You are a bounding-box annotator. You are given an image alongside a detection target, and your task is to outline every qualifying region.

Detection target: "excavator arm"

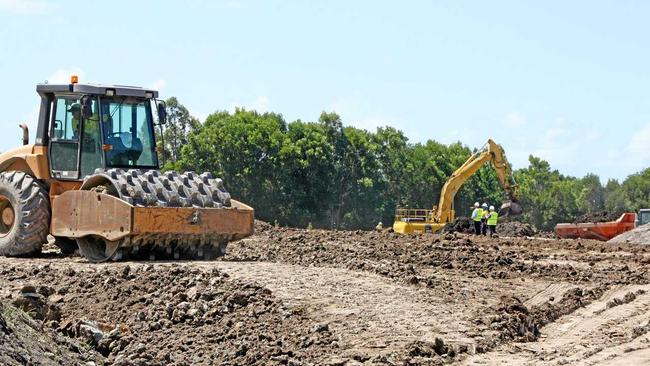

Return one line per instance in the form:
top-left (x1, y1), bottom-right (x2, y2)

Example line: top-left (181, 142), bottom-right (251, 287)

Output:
top-left (435, 139), bottom-right (521, 223)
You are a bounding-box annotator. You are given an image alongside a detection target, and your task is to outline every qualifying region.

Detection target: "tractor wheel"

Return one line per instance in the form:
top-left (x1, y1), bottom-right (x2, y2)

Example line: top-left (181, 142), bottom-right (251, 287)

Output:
top-left (0, 171), bottom-right (50, 256)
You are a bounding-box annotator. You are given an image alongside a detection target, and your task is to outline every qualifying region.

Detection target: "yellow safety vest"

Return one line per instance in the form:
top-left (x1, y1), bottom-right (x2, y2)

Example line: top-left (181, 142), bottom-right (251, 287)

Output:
top-left (487, 212), bottom-right (498, 225)
top-left (72, 114), bottom-right (107, 135)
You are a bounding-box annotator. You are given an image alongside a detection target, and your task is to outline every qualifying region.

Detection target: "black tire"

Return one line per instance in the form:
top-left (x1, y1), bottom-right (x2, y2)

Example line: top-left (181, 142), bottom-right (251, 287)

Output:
top-left (54, 236), bottom-right (78, 255)
top-left (0, 171), bottom-right (50, 256)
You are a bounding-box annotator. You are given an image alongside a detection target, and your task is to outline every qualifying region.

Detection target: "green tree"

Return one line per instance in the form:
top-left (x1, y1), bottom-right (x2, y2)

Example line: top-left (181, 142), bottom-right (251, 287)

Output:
top-left (171, 103), bottom-right (649, 232)
top-left (577, 173), bottom-right (605, 213)
top-left (160, 97), bottom-right (200, 169)
top-left (604, 179), bottom-right (626, 213)
top-left (619, 168), bottom-right (650, 211)
top-left (178, 108), bottom-right (289, 223)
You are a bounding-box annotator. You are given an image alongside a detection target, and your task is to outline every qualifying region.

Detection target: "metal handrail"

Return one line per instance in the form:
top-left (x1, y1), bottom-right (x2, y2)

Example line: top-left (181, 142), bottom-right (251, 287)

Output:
top-left (394, 208), bottom-right (435, 222)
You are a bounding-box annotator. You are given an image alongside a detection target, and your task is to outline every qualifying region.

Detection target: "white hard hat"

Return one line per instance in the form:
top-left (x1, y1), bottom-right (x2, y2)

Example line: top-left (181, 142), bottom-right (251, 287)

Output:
top-left (489, 205), bottom-right (495, 211)
top-left (474, 202), bottom-right (479, 207)
top-left (481, 203), bottom-right (488, 208)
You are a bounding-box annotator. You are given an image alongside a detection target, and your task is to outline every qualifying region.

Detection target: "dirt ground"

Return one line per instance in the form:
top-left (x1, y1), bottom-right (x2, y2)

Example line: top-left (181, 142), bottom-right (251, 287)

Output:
top-left (0, 222), bottom-right (648, 365)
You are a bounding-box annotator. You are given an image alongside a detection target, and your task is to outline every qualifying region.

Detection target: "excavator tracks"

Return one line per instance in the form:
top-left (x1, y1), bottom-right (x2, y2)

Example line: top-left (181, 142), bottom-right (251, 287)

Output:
top-left (77, 168), bottom-right (238, 262)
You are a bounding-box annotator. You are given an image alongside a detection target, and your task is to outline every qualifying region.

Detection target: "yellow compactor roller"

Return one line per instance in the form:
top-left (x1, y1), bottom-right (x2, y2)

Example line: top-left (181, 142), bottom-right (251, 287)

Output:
top-left (393, 139), bottom-right (522, 234)
top-left (0, 77), bottom-right (253, 262)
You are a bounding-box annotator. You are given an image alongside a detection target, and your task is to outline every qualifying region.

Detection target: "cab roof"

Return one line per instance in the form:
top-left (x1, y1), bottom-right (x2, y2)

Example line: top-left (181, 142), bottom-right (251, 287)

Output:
top-left (36, 83), bottom-right (159, 99)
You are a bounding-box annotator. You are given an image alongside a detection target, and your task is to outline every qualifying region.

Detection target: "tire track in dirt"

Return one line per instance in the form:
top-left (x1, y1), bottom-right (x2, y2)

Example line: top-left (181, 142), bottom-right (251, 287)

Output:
top-left (214, 261), bottom-right (480, 357)
top-left (461, 284), bottom-right (650, 365)
top-left (212, 261), bottom-right (563, 361)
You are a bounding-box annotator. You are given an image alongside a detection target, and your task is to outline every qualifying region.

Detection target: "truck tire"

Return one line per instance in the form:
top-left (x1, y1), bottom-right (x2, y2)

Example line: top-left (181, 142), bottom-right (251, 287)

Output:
top-left (0, 171), bottom-right (50, 256)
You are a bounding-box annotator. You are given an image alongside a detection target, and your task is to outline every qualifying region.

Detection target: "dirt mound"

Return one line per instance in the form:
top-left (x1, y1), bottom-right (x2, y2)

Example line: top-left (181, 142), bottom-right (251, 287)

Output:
top-left (254, 219), bottom-right (274, 233)
top-left (487, 287), bottom-right (605, 344)
top-left (574, 211), bottom-right (623, 223)
top-left (442, 217), bottom-right (550, 238)
top-left (442, 216), bottom-right (474, 234)
top-left (608, 223), bottom-right (650, 245)
top-left (227, 225), bottom-right (648, 286)
top-left (0, 301), bottom-right (100, 365)
top-left (498, 221), bottom-right (537, 237)
top-left (0, 263), bottom-right (339, 365)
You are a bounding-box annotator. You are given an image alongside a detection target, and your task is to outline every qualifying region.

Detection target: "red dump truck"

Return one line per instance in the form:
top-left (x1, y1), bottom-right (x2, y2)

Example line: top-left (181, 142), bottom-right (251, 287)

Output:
top-left (555, 209), bottom-right (650, 241)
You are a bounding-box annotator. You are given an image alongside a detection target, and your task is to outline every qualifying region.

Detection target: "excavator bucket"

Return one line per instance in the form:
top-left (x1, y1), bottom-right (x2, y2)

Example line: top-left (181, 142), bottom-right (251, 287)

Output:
top-left (500, 201), bottom-right (523, 217)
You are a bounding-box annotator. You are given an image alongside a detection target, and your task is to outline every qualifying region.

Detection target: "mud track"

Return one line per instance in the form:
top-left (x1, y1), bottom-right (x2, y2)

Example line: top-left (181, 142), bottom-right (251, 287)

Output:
top-left (0, 223), bottom-right (648, 365)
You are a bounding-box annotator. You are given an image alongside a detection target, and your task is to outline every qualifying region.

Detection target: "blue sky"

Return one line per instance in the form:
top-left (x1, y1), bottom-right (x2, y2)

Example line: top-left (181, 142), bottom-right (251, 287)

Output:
top-left (1, 0), bottom-right (649, 181)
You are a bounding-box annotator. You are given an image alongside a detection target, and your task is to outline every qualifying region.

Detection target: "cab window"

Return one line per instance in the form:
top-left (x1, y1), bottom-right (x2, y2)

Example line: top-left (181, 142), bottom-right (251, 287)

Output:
top-left (102, 98), bottom-right (157, 167)
top-left (50, 97), bottom-right (80, 177)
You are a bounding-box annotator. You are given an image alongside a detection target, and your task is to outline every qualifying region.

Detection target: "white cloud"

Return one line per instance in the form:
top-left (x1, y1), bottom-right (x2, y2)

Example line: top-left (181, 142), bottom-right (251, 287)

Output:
top-left (149, 79), bottom-right (167, 91)
top-left (503, 111), bottom-right (527, 128)
top-left (229, 96), bottom-right (270, 113)
top-left (542, 126), bottom-right (569, 145)
top-left (224, 0), bottom-right (243, 8)
top-left (329, 99), bottom-right (349, 115)
top-left (628, 123), bottom-right (650, 155)
top-left (329, 97), bottom-right (397, 132)
top-left (253, 96), bottom-right (270, 112)
top-left (610, 122), bottom-right (650, 177)
top-left (0, 0), bottom-right (52, 14)
top-left (353, 116), bottom-right (392, 131)
top-left (194, 111), bottom-right (209, 123)
top-left (46, 67), bottom-right (85, 84)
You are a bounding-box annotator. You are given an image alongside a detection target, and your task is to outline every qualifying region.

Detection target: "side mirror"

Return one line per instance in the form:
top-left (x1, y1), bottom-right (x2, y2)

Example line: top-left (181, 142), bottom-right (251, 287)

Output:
top-left (81, 96), bottom-right (93, 119)
top-left (157, 101), bottom-right (167, 125)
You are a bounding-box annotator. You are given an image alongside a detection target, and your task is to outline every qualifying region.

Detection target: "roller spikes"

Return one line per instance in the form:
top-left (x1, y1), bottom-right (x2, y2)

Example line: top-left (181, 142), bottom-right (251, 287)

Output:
top-left (97, 168), bottom-right (231, 209)
top-left (79, 169), bottom-right (233, 261)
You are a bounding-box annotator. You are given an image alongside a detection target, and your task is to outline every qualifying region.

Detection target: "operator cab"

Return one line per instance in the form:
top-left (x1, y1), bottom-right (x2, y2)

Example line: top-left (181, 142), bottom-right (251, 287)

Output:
top-left (36, 76), bottom-right (166, 180)
top-left (637, 209), bottom-right (650, 227)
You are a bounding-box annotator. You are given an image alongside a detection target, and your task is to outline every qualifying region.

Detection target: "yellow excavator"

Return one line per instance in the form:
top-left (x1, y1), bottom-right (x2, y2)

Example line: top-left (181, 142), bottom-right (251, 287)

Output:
top-left (393, 139), bottom-right (522, 234)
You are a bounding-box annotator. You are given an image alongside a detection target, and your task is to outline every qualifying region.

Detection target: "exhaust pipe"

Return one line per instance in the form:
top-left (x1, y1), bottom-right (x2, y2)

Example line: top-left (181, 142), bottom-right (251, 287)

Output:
top-left (19, 124), bottom-right (28, 145)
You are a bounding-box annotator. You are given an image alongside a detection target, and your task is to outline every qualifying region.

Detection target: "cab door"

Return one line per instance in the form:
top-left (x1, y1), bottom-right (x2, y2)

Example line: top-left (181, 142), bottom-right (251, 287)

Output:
top-left (49, 95), bottom-right (103, 179)
top-left (50, 95), bottom-right (81, 179)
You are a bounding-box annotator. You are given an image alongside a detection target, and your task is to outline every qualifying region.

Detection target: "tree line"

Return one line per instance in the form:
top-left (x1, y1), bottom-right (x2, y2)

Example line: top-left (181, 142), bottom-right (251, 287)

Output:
top-left (159, 98), bottom-right (650, 231)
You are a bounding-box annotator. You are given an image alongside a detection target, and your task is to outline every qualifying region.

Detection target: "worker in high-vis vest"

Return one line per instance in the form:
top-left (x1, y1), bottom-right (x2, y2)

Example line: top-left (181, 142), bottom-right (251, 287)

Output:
top-left (470, 202), bottom-right (483, 235)
top-left (486, 205), bottom-right (498, 237)
top-left (69, 103), bottom-right (104, 138)
top-left (481, 202), bottom-right (489, 235)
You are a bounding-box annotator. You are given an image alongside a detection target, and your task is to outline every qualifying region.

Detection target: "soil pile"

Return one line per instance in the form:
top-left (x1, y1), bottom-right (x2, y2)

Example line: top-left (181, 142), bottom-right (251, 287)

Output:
top-left (254, 219), bottom-right (275, 233)
top-left (498, 221), bottom-right (537, 237)
top-left (228, 225), bottom-right (648, 285)
top-left (574, 211), bottom-right (623, 223)
top-left (608, 223), bottom-right (650, 245)
top-left (0, 263), bottom-right (339, 365)
top-left (442, 217), bottom-right (474, 234)
top-left (0, 300), bottom-right (100, 365)
top-left (487, 287), bottom-right (605, 343)
top-left (442, 218), bottom-right (543, 238)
